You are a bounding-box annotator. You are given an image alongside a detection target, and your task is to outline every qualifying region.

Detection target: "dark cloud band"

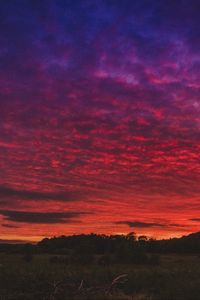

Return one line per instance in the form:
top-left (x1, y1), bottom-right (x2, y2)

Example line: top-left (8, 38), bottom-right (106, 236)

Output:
top-left (0, 210), bottom-right (89, 224)
top-left (115, 221), bottom-right (183, 229)
top-left (0, 185), bottom-right (81, 202)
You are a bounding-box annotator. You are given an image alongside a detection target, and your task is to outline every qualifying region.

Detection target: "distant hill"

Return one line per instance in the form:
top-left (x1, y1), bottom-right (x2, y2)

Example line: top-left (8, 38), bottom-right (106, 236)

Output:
top-left (153, 231), bottom-right (200, 253)
top-left (182, 231), bottom-right (200, 240)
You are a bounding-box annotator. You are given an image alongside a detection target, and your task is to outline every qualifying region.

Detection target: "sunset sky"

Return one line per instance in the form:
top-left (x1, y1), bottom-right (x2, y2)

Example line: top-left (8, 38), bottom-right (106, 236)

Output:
top-left (0, 0), bottom-right (200, 242)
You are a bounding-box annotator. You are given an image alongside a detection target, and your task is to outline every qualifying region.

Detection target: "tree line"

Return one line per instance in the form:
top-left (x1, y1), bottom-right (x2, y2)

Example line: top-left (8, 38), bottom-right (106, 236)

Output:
top-left (0, 231), bottom-right (200, 265)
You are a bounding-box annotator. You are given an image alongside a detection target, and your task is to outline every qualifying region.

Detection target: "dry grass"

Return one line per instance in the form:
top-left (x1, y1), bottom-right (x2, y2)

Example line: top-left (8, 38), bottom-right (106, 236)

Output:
top-left (0, 253), bottom-right (200, 299)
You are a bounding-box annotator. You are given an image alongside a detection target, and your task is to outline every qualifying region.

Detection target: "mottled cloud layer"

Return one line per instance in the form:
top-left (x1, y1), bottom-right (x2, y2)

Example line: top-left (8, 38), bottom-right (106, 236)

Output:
top-left (0, 0), bottom-right (200, 240)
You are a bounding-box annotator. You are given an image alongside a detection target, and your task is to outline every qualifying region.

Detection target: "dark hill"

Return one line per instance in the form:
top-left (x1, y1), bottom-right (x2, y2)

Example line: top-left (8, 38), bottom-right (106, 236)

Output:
top-left (154, 231), bottom-right (200, 253)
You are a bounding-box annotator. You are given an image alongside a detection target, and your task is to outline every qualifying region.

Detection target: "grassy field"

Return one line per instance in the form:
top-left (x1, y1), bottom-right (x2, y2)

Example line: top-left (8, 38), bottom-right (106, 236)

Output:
top-left (0, 253), bottom-right (200, 300)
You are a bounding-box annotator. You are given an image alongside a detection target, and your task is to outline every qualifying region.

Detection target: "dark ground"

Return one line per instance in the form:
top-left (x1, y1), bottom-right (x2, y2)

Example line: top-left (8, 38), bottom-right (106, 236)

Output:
top-left (0, 253), bottom-right (200, 300)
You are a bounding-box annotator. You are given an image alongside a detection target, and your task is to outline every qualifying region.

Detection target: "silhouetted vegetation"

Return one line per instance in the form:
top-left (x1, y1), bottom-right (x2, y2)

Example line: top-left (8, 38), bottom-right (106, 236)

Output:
top-left (1, 232), bottom-right (200, 262)
top-left (37, 231), bottom-right (200, 258)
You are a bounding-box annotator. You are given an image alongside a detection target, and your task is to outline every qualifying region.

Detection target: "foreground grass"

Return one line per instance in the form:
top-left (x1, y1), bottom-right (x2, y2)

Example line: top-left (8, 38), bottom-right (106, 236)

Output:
top-left (0, 253), bottom-right (200, 299)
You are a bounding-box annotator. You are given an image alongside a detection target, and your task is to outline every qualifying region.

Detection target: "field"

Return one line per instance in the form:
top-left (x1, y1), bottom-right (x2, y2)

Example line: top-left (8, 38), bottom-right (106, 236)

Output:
top-left (0, 253), bottom-right (200, 300)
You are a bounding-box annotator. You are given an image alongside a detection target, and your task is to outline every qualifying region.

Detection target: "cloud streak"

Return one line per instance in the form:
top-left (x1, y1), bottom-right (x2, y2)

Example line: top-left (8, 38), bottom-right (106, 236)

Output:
top-left (115, 221), bottom-right (166, 228)
top-left (115, 221), bottom-right (185, 229)
top-left (0, 185), bottom-right (82, 202)
top-left (0, 210), bottom-right (89, 224)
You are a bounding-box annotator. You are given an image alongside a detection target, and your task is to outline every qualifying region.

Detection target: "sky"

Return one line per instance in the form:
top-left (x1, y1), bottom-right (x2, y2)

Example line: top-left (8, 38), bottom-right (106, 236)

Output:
top-left (0, 0), bottom-right (200, 242)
